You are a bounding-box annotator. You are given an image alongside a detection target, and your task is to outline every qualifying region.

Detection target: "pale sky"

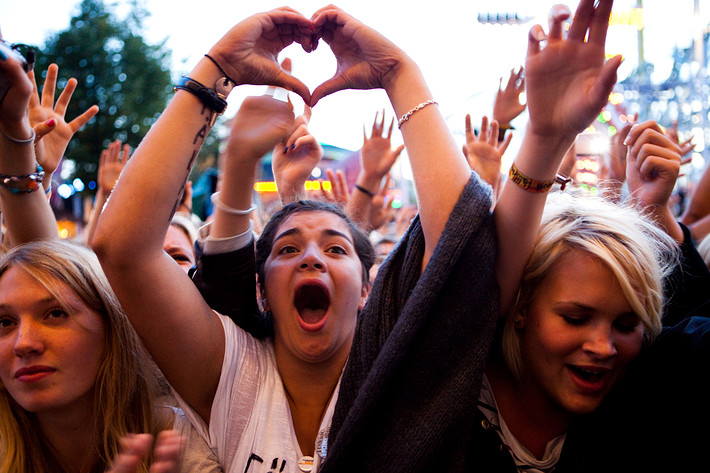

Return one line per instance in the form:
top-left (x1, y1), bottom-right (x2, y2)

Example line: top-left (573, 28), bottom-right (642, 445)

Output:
top-left (1, 0), bottom-right (707, 178)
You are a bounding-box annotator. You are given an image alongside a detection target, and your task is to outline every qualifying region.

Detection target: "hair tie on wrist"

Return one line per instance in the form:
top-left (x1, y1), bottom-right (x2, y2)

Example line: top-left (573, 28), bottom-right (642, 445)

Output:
top-left (204, 54), bottom-right (236, 86)
top-left (211, 191), bottom-right (256, 215)
top-left (0, 128), bottom-right (36, 145)
top-left (355, 184), bottom-right (375, 197)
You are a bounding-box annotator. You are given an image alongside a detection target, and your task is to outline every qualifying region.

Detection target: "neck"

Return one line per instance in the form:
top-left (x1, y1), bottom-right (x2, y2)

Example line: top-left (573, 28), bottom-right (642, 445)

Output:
top-left (34, 398), bottom-right (100, 473)
top-left (486, 362), bottom-right (571, 460)
top-left (275, 345), bottom-right (346, 457)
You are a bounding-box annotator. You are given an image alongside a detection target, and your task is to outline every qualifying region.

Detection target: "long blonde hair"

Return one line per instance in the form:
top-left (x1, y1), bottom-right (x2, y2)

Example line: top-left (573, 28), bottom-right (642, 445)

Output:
top-left (0, 240), bottom-right (161, 473)
top-left (501, 191), bottom-right (680, 382)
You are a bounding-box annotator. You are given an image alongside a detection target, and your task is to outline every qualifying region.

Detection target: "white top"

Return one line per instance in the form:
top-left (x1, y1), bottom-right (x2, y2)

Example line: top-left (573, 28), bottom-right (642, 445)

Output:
top-left (478, 375), bottom-right (566, 473)
top-left (174, 314), bottom-right (337, 473)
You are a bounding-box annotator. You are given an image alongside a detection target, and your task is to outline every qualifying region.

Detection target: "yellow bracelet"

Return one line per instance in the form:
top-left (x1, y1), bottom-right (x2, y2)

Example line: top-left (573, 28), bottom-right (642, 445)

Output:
top-left (508, 162), bottom-right (555, 193)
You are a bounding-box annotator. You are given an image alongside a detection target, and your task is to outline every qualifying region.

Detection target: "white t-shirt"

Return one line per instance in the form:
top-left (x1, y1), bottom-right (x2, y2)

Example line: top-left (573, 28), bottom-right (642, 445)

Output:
top-left (174, 314), bottom-right (337, 473)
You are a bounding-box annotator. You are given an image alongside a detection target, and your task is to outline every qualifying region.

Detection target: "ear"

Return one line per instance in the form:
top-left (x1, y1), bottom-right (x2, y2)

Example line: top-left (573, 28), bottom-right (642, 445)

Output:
top-left (512, 310), bottom-right (526, 330)
top-left (257, 280), bottom-right (269, 312)
top-left (359, 282), bottom-right (371, 311)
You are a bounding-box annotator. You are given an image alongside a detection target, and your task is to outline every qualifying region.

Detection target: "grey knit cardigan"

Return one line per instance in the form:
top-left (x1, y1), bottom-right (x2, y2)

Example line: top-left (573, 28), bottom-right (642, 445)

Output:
top-left (320, 174), bottom-right (500, 473)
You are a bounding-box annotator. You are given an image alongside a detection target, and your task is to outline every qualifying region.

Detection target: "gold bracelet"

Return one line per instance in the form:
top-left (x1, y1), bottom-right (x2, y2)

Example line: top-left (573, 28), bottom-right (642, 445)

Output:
top-left (397, 100), bottom-right (438, 129)
top-left (508, 162), bottom-right (555, 193)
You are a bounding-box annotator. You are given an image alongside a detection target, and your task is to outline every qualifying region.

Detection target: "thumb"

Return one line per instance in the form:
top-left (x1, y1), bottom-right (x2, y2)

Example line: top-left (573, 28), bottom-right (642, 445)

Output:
top-left (33, 118), bottom-right (57, 141)
top-left (310, 75), bottom-right (348, 107)
top-left (275, 72), bottom-right (311, 107)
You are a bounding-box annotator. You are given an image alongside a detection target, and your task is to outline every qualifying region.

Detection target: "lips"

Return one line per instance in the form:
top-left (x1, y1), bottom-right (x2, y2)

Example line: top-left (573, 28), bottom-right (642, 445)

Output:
top-left (567, 364), bottom-right (609, 391)
top-left (294, 281), bottom-right (331, 329)
top-left (15, 365), bottom-right (56, 381)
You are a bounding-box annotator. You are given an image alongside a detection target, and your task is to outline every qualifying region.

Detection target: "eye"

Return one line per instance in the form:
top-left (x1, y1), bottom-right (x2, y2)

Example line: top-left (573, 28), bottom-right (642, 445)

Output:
top-left (278, 245), bottom-right (299, 255)
top-left (326, 245), bottom-right (347, 255)
top-left (0, 317), bottom-right (15, 330)
top-left (614, 314), bottom-right (641, 333)
top-left (46, 308), bottom-right (69, 320)
top-left (560, 314), bottom-right (588, 326)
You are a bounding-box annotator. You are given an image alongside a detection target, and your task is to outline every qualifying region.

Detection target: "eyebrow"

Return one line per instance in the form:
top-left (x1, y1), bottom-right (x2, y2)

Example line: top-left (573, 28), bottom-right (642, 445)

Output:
top-left (274, 227), bottom-right (354, 245)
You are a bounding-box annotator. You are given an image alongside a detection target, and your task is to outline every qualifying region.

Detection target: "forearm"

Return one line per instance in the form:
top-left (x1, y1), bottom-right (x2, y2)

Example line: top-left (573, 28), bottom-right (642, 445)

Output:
top-left (0, 121), bottom-right (58, 246)
top-left (83, 189), bottom-right (109, 246)
top-left (494, 128), bottom-right (574, 315)
top-left (210, 150), bottom-right (258, 239)
top-left (93, 57), bottom-right (221, 263)
top-left (384, 60), bottom-right (471, 263)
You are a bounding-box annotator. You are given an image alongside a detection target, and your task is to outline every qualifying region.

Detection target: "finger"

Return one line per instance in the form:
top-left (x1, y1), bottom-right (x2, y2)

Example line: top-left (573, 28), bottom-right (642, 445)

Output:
top-left (488, 120), bottom-right (499, 146)
top-left (149, 431), bottom-right (184, 473)
top-left (273, 73), bottom-right (311, 107)
top-left (379, 108), bottom-right (386, 133)
top-left (310, 75), bottom-right (348, 107)
top-left (33, 118), bottom-right (57, 139)
top-left (281, 57), bottom-right (292, 74)
top-left (318, 178), bottom-right (332, 202)
top-left (336, 169), bottom-right (349, 199)
top-left (106, 434), bottom-right (153, 473)
top-left (300, 104), bottom-right (312, 124)
top-left (478, 116), bottom-right (489, 142)
top-left (393, 143), bottom-right (405, 158)
top-left (41, 64), bottom-right (59, 108)
top-left (54, 77), bottom-right (77, 117)
top-left (588, 0), bottom-right (614, 46)
top-left (68, 104), bottom-right (99, 133)
top-left (464, 114), bottom-right (473, 139)
top-left (587, 55), bottom-right (622, 115)
top-left (121, 143), bottom-right (131, 163)
top-left (371, 110), bottom-right (380, 136)
top-left (462, 144), bottom-right (469, 157)
top-left (637, 153), bottom-right (680, 183)
top-left (547, 4), bottom-right (572, 41)
top-left (624, 120), bottom-right (664, 148)
top-left (567, 0), bottom-right (595, 42)
top-left (499, 131), bottom-right (513, 155)
top-left (28, 69), bottom-right (40, 108)
top-left (527, 24), bottom-right (546, 57)
top-left (386, 116), bottom-right (395, 140)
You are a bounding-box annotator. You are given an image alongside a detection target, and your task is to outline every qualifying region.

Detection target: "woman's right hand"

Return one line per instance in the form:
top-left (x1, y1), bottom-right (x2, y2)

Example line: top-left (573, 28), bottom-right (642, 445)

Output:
top-left (0, 39), bottom-right (33, 137)
top-left (310, 5), bottom-right (409, 105)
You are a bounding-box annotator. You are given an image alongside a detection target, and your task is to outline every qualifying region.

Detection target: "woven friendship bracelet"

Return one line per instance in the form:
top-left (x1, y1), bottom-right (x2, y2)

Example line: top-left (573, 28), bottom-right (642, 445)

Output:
top-left (0, 164), bottom-right (45, 194)
top-left (508, 162), bottom-right (555, 193)
top-left (397, 100), bottom-right (438, 129)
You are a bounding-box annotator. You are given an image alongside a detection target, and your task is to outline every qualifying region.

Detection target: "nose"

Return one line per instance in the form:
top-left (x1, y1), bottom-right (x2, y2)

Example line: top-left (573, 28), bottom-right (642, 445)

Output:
top-left (298, 244), bottom-right (325, 272)
top-left (582, 324), bottom-right (617, 359)
top-left (13, 320), bottom-right (45, 358)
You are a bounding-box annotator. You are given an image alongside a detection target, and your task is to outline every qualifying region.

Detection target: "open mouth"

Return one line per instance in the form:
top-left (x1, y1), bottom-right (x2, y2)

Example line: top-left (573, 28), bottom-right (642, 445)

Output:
top-left (567, 365), bottom-right (606, 384)
top-left (294, 282), bottom-right (331, 325)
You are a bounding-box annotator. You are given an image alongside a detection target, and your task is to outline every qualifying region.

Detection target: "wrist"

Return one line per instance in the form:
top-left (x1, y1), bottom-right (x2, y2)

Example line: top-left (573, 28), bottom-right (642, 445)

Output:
top-left (516, 128), bottom-right (575, 178)
top-left (355, 173), bottom-right (381, 195)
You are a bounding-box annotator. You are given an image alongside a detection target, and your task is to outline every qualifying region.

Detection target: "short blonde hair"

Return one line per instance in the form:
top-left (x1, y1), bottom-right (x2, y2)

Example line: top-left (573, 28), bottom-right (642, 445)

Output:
top-left (502, 191), bottom-right (679, 382)
top-left (0, 240), bottom-right (161, 473)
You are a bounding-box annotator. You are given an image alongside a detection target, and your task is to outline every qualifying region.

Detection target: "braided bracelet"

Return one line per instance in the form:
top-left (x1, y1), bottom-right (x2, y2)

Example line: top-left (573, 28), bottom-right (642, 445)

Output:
top-left (0, 164), bottom-right (44, 194)
top-left (211, 191), bottom-right (256, 216)
top-left (508, 162), bottom-right (555, 193)
top-left (398, 100), bottom-right (438, 129)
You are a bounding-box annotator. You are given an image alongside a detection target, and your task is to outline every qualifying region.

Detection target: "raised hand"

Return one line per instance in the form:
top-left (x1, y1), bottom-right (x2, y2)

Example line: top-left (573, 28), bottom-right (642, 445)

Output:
top-left (368, 173), bottom-right (395, 231)
top-left (310, 6), bottom-right (409, 105)
top-left (98, 140), bottom-right (130, 195)
top-left (207, 7), bottom-right (315, 104)
top-left (28, 64), bottom-right (99, 186)
top-left (319, 168), bottom-right (350, 207)
top-left (525, 0), bottom-right (621, 142)
top-left (462, 114), bottom-right (511, 193)
top-left (625, 120), bottom-right (683, 241)
top-left (272, 105), bottom-right (324, 204)
top-left (493, 67), bottom-right (526, 126)
top-left (361, 110), bottom-right (405, 182)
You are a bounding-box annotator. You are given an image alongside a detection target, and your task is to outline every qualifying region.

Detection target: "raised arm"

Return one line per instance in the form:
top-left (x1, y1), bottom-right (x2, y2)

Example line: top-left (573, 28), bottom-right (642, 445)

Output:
top-left (347, 111), bottom-right (403, 231)
top-left (311, 6), bottom-right (471, 268)
top-left (494, 0), bottom-right (622, 314)
top-left (0, 40), bottom-right (58, 246)
top-left (91, 8), bottom-right (314, 422)
top-left (624, 120), bottom-right (684, 242)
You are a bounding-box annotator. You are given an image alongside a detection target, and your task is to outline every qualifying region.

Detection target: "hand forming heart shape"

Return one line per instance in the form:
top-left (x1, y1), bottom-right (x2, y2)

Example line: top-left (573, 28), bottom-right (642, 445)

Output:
top-left (206, 5), bottom-right (407, 108)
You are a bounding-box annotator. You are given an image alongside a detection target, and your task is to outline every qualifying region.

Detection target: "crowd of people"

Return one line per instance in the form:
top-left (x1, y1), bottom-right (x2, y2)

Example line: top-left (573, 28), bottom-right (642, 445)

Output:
top-left (0, 0), bottom-right (709, 472)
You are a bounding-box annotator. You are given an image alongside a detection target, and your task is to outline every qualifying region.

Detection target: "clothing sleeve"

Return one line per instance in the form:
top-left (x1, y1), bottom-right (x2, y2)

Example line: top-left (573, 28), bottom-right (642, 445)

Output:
top-left (322, 173), bottom-right (500, 473)
top-left (189, 223), bottom-right (269, 338)
top-left (662, 222), bottom-right (710, 326)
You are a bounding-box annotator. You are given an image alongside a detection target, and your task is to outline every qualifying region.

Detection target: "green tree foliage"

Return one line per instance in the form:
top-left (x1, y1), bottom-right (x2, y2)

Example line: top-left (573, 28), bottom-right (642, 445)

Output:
top-left (35, 0), bottom-right (173, 184)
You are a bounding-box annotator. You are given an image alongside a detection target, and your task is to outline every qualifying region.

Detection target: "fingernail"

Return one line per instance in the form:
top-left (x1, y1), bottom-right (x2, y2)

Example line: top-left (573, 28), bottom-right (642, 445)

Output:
top-left (283, 146), bottom-right (289, 154)
top-left (0, 49), bottom-right (6, 61)
top-left (290, 144), bottom-right (296, 150)
top-left (46, 119), bottom-right (56, 127)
